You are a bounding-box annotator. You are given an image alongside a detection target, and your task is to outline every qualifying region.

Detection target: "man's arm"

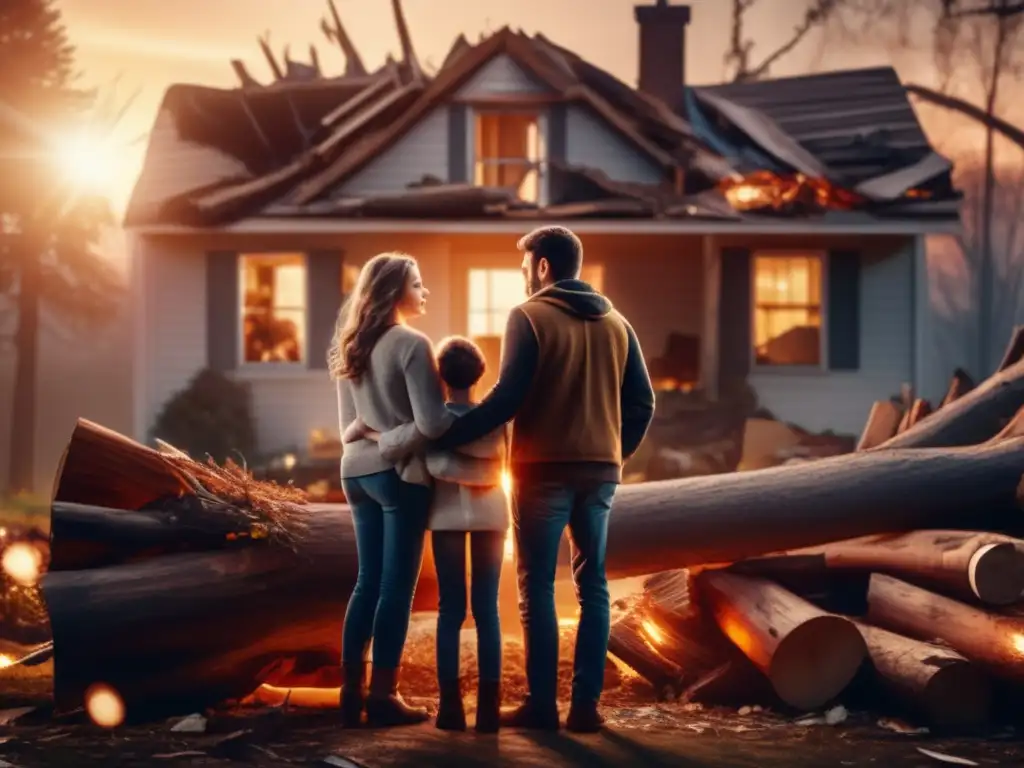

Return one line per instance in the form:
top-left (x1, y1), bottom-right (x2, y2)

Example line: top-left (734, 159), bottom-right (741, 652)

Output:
top-left (433, 307), bottom-right (539, 450)
top-left (620, 322), bottom-right (656, 460)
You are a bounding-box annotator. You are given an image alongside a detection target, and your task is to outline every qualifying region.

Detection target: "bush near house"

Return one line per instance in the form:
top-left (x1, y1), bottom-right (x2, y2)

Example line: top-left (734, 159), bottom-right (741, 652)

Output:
top-left (150, 369), bottom-right (257, 465)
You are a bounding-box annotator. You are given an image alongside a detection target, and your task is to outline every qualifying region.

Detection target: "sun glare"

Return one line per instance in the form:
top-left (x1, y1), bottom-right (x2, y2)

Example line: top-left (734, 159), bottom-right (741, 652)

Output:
top-left (54, 132), bottom-right (116, 194)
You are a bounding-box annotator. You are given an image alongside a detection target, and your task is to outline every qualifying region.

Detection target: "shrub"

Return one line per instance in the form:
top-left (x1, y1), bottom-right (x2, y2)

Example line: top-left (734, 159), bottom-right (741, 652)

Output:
top-left (150, 369), bottom-right (257, 464)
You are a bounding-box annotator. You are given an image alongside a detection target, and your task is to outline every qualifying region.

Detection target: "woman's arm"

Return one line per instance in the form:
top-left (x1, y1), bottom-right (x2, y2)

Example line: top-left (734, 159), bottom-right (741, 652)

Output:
top-left (376, 422), bottom-right (427, 462)
top-left (402, 337), bottom-right (455, 439)
top-left (337, 380), bottom-right (359, 439)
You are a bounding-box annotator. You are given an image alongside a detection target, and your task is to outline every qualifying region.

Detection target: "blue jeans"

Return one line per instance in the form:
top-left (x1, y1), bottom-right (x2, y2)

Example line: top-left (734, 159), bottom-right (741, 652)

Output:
top-left (511, 480), bottom-right (616, 709)
top-left (341, 470), bottom-right (431, 670)
top-left (432, 530), bottom-right (504, 683)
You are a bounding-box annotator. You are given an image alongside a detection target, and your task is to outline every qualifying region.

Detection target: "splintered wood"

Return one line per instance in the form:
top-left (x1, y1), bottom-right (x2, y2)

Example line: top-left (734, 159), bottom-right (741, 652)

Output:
top-left (10, 326), bottom-right (1024, 730)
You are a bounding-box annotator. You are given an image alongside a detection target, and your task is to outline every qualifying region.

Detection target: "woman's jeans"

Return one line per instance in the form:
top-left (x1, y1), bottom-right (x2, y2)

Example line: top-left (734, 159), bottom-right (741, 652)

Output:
top-left (341, 470), bottom-right (431, 670)
top-left (432, 530), bottom-right (504, 683)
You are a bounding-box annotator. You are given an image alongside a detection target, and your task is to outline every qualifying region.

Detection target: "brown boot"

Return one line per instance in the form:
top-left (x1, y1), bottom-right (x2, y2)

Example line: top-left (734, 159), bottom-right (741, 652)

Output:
top-left (339, 661), bottom-right (365, 727)
top-left (434, 679), bottom-right (466, 731)
top-left (499, 697), bottom-right (560, 730)
top-left (474, 680), bottom-right (500, 734)
top-left (365, 666), bottom-right (430, 727)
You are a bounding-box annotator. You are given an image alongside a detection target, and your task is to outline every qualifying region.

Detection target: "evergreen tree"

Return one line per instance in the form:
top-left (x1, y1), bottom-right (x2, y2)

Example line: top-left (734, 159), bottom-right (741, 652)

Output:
top-left (0, 0), bottom-right (122, 494)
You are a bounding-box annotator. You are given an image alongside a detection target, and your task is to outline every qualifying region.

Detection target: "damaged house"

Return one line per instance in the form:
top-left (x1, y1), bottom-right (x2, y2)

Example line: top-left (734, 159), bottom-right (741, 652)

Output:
top-left (126, 0), bottom-right (960, 459)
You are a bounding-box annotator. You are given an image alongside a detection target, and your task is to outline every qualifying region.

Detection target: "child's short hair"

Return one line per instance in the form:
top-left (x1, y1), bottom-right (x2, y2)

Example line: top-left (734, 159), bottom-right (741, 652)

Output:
top-left (436, 336), bottom-right (486, 391)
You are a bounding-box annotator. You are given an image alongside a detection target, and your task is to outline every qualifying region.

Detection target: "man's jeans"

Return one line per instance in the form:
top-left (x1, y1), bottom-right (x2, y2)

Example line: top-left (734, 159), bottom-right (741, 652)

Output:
top-left (511, 480), bottom-right (616, 710)
top-left (341, 470), bottom-right (431, 670)
top-left (432, 530), bottom-right (505, 683)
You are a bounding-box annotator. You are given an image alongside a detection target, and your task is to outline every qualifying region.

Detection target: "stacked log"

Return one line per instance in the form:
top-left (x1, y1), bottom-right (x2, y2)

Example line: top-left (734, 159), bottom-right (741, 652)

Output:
top-left (16, 326), bottom-right (1024, 728)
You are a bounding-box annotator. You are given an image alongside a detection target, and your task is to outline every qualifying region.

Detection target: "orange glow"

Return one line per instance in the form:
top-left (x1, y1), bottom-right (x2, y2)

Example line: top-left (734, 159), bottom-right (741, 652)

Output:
top-left (85, 683), bottom-right (126, 728)
top-left (1012, 633), bottom-right (1024, 655)
top-left (501, 471), bottom-right (514, 558)
top-left (0, 654), bottom-right (13, 669)
top-left (719, 171), bottom-right (863, 213)
top-left (1, 543), bottom-right (41, 586)
top-left (55, 131), bottom-right (118, 194)
top-left (641, 618), bottom-right (666, 646)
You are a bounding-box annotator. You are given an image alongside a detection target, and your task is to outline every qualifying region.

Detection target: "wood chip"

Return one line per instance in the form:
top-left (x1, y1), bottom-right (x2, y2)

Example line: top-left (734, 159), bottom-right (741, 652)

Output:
top-left (915, 747), bottom-right (979, 766)
top-left (0, 708), bottom-right (34, 726)
top-left (152, 751), bottom-right (206, 759)
top-left (322, 756), bottom-right (368, 768)
top-left (169, 713), bottom-right (207, 733)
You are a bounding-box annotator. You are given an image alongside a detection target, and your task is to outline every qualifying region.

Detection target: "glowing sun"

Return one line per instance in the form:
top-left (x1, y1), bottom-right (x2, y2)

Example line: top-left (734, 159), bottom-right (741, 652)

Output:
top-left (54, 131), bottom-right (117, 194)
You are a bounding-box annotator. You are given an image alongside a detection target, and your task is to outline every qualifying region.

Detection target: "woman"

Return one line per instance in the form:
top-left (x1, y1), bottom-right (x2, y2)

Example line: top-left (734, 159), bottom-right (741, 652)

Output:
top-left (329, 252), bottom-right (454, 728)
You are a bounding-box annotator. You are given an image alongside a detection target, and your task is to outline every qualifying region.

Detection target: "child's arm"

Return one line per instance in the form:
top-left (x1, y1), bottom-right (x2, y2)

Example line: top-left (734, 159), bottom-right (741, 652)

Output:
top-left (426, 450), bottom-right (503, 487)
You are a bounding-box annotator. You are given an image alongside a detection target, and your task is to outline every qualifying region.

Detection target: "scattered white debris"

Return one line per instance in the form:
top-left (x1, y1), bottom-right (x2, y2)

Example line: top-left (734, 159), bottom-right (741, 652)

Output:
top-left (825, 705), bottom-right (848, 725)
top-left (153, 751), bottom-right (206, 760)
top-left (0, 708), bottom-right (33, 726)
top-left (915, 747), bottom-right (979, 766)
top-left (795, 715), bottom-right (826, 726)
top-left (680, 702), bottom-right (703, 712)
top-left (323, 756), bottom-right (367, 768)
top-left (751, 705), bottom-right (764, 713)
top-left (738, 705), bottom-right (753, 716)
top-left (877, 718), bottom-right (929, 735)
top-left (169, 713), bottom-right (207, 733)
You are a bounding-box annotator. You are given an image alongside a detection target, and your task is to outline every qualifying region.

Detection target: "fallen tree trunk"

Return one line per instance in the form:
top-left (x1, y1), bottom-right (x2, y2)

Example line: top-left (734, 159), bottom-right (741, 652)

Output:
top-left (699, 571), bottom-right (867, 709)
top-left (604, 438), bottom-right (1024, 576)
top-left (784, 530), bottom-right (1024, 606)
top-left (875, 345), bottom-right (1024, 449)
top-left (865, 574), bottom-right (1024, 685)
top-left (856, 401), bottom-right (903, 451)
top-left (855, 622), bottom-right (991, 729)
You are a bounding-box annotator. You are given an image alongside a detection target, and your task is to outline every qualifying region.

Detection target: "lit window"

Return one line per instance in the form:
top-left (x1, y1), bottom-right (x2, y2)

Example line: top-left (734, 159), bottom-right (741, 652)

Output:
top-left (240, 253), bottom-right (307, 364)
top-left (752, 254), bottom-right (823, 367)
top-left (468, 268), bottom-right (523, 338)
top-left (474, 112), bottom-right (546, 204)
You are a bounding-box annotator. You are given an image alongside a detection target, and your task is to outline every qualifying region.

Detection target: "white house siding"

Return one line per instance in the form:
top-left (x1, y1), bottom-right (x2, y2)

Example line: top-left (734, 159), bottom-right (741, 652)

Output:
top-left (133, 236), bottom-right (207, 444)
top-left (565, 105), bottom-right (664, 185)
top-left (334, 107), bottom-right (450, 197)
top-left (748, 238), bottom-right (915, 435)
top-left (455, 53), bottom-right (552, 97)
top-left (134, 233), bottom-right (453, 457)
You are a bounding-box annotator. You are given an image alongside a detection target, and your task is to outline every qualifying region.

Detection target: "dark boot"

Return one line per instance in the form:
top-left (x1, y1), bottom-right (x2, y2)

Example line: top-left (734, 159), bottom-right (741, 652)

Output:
top-left (474, 680), bottom-right (500, 734)
top-left (566, 700), bottom-right (605, 734)
top-left (339, 661), bottom-right (365, 727)
top-left (365, 666), bottom-right (430, 727)
top-left (434, 679), bottom-right (466, 731)
top-left (498, 697), bottom-right (560, 731)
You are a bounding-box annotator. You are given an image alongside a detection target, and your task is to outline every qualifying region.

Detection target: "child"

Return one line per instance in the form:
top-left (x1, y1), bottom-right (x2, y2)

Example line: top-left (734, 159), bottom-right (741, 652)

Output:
top-left (344, 337), bottom-right (509, 733)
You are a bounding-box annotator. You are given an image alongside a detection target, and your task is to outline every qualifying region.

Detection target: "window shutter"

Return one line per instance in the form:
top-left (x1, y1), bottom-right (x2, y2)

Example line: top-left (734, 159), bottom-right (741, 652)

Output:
top-left (207, 251), bottom-right (239, 371)
top-left (827, 250), bottom-right (861, 371)
top-left (306, 250), bottom-right (344, 370)
top-left (448, 104), bottom-right (468, 183)
top-left (717, 247), bottom-right (752, 387)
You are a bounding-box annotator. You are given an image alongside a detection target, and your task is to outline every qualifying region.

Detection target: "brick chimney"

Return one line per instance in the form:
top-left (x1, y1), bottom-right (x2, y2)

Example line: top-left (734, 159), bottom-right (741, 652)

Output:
top-left (634, 0), bottom-right (691, 110)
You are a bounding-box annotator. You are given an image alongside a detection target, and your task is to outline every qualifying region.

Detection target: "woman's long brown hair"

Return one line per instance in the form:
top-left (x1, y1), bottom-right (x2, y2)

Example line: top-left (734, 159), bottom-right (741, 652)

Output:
top-left (327, 252), bottom-right (417, 382)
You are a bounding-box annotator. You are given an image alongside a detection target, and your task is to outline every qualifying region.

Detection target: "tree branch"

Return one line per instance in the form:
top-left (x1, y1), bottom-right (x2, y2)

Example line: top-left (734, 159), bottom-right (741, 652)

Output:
top-left (943, 0), bottom-right (1024, 19)
top-left (744, 0), bottom-right (840, 81)
top-left (904, 83), bottom-right (1024, 152)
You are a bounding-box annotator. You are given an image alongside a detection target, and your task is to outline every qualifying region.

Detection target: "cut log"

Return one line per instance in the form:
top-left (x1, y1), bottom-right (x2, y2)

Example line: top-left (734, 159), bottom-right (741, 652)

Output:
top-left (940, 368), bottom-right (976, 409)
top-left (606, 608), bottom-right (686, 701)
top-left (896, 398), bottom-right (932, 434)
top-left (605, 438), bottom-right (1024, 577)
top-left (865, 574), bottom-right (1024, 684)
top-left (876, 348), bottom-right (1024, 449)
top-left (856, 401), bottom-right (903, 451)
top-left (785, 530), bottom-right (1024, 606)
top-left (855, 622), bottom-right (991, 729)
top-left (699, 571), bottom-right (867, 709)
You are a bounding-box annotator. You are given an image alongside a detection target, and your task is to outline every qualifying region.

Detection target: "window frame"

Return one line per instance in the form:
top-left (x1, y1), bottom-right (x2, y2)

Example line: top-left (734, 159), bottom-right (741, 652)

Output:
top-left (748, 250), bottom-right (829, 373)
top-left (236, 251), bottom-right (310, 370)
top-left (467, 267), bottom-right (524, 338)
top-left (467, 107), bottom-right (549, 207)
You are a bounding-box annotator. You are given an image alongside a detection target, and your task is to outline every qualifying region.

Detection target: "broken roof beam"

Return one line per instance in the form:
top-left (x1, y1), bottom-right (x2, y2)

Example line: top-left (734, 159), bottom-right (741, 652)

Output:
top-left (322, 0), bottom-right (367, 77)
top-left (312, 80), bottom-right (424, 163)
top-left (854, 151), bottom-right (952, 202)
top-left (230, 60), bottom-right (262, 89)
top-left (257, 32), bottom-right (285, 81)
top-left (320, 74), bottom-right (398, 129)
top-left (391, 0), bottom-right (423, 81)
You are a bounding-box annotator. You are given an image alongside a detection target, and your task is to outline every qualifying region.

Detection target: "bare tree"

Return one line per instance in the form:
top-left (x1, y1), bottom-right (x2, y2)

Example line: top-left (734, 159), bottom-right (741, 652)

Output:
top-left (725, 0), bottom-right (844, 82)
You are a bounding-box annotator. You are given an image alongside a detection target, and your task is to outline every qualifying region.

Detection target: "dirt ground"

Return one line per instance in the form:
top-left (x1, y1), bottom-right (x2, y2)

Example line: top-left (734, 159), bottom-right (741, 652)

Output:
top-left (3, 659), bottom-right (1024, 768)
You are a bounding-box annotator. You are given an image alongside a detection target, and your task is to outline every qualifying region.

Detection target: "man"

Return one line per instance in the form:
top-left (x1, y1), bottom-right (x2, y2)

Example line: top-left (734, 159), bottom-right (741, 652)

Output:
top-left (433, 225), bottom-right (656, 732)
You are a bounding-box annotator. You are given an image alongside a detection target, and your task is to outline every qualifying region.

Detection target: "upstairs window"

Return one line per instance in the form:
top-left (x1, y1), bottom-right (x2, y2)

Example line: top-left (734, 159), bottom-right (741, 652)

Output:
top-left (752, 253), bottom-right (824, 367)
top-left (240, 253), bottom-right (307, 364)
top-left (474, 112), bottom-right (546, 204)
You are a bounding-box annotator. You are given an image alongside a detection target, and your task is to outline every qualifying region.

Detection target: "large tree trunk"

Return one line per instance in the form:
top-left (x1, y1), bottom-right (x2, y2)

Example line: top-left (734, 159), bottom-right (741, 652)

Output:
top-left (875, 348), bottom-right (1024, 449)
top-left (7, 237), bottom-right (40, 494)
top-left (783, 530), bottom-right (1024, 606)
top-left (855, 622), bottom-right (991, 729)
top-left (865, 574), bottom-right (1024, 685)
top-left (699, 572), bottom-right (866, 709)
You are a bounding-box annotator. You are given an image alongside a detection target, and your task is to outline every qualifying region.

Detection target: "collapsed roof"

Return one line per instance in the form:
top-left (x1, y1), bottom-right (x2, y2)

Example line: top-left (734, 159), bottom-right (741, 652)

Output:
top-left (125, 1), bottom-right (959, 228)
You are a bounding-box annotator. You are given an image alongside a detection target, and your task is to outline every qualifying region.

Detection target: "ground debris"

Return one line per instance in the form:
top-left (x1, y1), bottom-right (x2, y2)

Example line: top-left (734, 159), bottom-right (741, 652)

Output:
top-left (169, 713), bottom-right (207, 733)
top-left (916, 746), bottom-right (980, 765)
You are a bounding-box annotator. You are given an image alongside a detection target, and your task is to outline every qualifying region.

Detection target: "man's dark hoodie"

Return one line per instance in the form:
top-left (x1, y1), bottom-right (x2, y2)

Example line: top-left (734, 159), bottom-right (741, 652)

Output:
top-left (434, 279), bottom-right (656, 484)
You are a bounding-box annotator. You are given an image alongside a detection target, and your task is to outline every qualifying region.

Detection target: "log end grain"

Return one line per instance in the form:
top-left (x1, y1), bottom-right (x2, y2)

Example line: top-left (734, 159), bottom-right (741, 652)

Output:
top-left (968, 543), bottom-right (1024, 606)
top-left (923, 659), bottom-right (992, 728)
top-left (769, 615), bottom-right (867, 710)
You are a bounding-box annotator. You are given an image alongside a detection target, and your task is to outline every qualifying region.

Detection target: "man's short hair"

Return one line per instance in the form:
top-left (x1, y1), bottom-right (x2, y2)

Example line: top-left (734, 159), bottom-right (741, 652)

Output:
top-left (517, 226), bottom-right (583, 281)
top-left (436, 336), bottom-right (487, 391)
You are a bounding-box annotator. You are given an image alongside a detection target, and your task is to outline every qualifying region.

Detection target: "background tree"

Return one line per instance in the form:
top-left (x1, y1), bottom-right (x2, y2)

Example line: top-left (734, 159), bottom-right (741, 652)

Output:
top-left (0, 0), bottom-right (123, 495)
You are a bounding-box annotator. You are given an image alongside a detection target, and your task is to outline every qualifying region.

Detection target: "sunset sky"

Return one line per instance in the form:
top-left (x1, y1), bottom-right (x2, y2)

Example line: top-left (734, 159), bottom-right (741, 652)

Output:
top-left (56, 0), bottom-right (1019, 217)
